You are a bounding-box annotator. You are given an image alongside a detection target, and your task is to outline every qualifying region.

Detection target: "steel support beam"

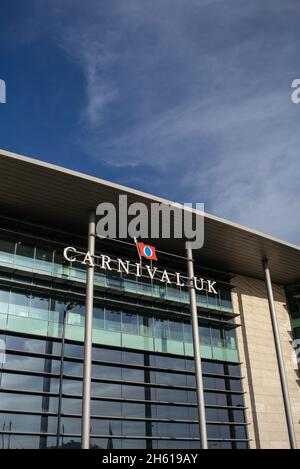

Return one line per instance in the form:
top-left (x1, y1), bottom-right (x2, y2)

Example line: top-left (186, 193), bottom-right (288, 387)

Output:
top-left (186, 248), bottom-right (208, 449)
top-left (262, 258), bottom-right (297, 449)
top-left (81, 211), bottom-right (96, 449)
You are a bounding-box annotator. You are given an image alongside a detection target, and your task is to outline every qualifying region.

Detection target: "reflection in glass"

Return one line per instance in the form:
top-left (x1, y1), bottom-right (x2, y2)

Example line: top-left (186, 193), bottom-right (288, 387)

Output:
top-left (122, 311), bottom-right (138, 335)
top-left (105, 308), bottom-right (121, 332)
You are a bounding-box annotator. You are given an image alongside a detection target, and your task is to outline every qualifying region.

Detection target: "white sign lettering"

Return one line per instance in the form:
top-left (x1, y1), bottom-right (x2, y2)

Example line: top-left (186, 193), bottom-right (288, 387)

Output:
top-left (63, 246), bottom-right (219, 295)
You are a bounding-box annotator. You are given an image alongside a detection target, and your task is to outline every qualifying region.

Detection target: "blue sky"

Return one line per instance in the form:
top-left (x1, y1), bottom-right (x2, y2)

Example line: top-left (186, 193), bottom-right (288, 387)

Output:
top-left (1, 1), bottom-right (300, 244)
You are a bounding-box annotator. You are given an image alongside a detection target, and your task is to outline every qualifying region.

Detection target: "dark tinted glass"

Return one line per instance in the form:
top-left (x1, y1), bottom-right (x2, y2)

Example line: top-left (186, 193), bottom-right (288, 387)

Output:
top-left (92, 364), bottom-right (121, 380)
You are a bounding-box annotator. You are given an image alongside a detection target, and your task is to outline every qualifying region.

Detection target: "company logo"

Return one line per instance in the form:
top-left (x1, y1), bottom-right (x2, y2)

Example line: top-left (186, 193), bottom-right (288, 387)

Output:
top-left (63, 246), bottom-right (218, 294)
top-left (137, 242), bottom-right (157, 261)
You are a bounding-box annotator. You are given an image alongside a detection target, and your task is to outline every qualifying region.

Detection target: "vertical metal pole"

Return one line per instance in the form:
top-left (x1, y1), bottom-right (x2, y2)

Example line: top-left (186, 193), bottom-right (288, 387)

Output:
top-left (262, 258), bottom-right (297, 449)
top-left (186, 248), bottom-right (208, 449)
top-left (81, 211), bottom-right (96, 449)
top-left (56, 308), bottom-right (66, 448)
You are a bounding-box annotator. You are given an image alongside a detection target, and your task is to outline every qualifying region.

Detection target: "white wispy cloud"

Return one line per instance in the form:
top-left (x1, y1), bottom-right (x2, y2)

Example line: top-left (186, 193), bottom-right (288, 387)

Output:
top-left (24, 0), bottom-right (300, 243)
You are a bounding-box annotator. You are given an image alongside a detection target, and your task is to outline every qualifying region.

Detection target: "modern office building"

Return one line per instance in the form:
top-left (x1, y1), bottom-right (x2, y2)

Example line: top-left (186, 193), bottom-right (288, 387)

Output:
top-left (0, 149), bottom-right (299, 449)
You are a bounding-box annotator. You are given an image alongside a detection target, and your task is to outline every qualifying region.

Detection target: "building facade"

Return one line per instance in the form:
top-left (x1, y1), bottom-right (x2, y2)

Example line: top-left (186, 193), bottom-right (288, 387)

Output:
top-left (0, 149), bottom-right (299, 449)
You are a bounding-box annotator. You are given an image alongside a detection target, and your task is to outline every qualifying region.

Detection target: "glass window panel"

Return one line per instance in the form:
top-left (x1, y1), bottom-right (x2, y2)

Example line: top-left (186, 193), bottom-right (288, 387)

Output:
top-left (64, 361), bottom-right (83, 377)
top-left (92, 347), bottom-right (122, 362)
top-left (207, 423), bottom-right (221, 438)
top-left (183, 321), bottom-right (192, 343)
top-left (154, 371), bottom-right (187, 386)
top-left (49, 298), bottom-right (65, 324)
top-left (186, 374), bottom-right (196, 386)
top-left (62, 397), bottom-right (82, 414)
top-left (0, 392), bottom-right (44, 412)
top-left (214, 362), bottom-right (226, 375)
top-left (106, 275), bottom-right (122, 290)
top-left (122, 311), bottom-right (138, 335)
top-left (187, 390), bottom-right (197, 404)
top-left (217, 408), bottom-right (230, 421)
top-left (204, 376), bottom-right (226, 390)
top-left (156, 387), bottom-right (188, 403)
top-left (235, 441), bottom-right (248, 449)
top-left (196, 290), bottom-right (207, 306)
top-left (91, 400), bottom-right (122, 417)
top-left (63, 379), bottom-right (82, 394)
top-left (231, 394), bottom-right (244, 407)
top-left (92, 382), bottom-right (121, 398)
top-left (0, 373), bottom-right (59, 392)
top-left (138, 314), bottom-right (153, 337)
top-left (93, 306), bottom-right (104, 330)
top-left (122, 402), bottom-right (147, 418)
top-left (67, 303), bottom-right (85, 327)
top-left (200, 325), bottom-right (211, 346)
top-left (152, 355), bottom-right (186, 371)
top-left (92, 364), bottom-right (121, 380)
top-left (155, 439), bottom-right (192, 449)
top-left (91, 418), bottom-right (122, 436)
top-left (64, 343), bottom-right (84, 358)
top-left (221, 441), bottom-right (233, 449)
top-left (201, 361), bottom-right (216, 374)
top-left (69, 266), bottom-right (86, 281)
top-left (189, 422), bottom-right (200, 437)
top-left (55, 436), bottom-right (82, 449)
top-left (0, 238), bottom-right (15, 263)
top-left (185, 358), bottom-right (195, 372)
top-left (122, 420), bottom-right (149, 437)
top-left (155, 421), bottom-right (190, 438)
top-left (219, 424), bottom-right (232, 438)
top-left (61, 416), bottom-right (81, 434)
top-left (35, 246), bottom-right (53, 272)
top-left (1, 434), bottom-right (42, 449)
top-left (208, 292), bottom-right (218, 308)
top-left (233, 409), bottom-right (245, 423)
top-left (234, 425), bottom-right (247, 439)
top-left (122, 367), bottom-right (144, 382)
top-left (226, 364), bottom-right (241, 377)
top-left (224, 329), bottom-right (237, 350)
top-left (9, 290), bottom-right (30, 317)
top-left (208, 440), bottom-right (221, 449)
top-left (0, 413), bottom-right (39, 433)
top-left (15, 242), bottom-right (34, 268)
top-left (52, 250), bottom-right (64, 275)
top-left (0, 287), bottom-right (9, 315)
top-left (155, 404), bottom-right (190, 420)
top-left (1, 354), bottom-right (45, 372)
top-left (221, 289), bottom-right (232, 310)
top-left (122, 351), bottom-right (144, 366)
top-left (154, 317), bottom-right (169, 339)
top-left (122, 439), bottom-right (147, 449)
top-left (229, 379), bottom-right (243, 392)
top-left (30, 294), bottom-right (49, 321)
top-left (210, 327), bottom-right (224, 347)
top-left (205, 407), bottom-right (219, 421)
top-left (204, 391), bottom-right (228, 406)
top-left (5, 335), bottom-right (48, 354)
top-left (105, 308), bottom-right (121, 332)
top-left (122, 384), bottom-right (145, 399)
top-left (90, 437), bottom-right (122, 449)
top-left (168, 319), bottom-right (183, 341)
